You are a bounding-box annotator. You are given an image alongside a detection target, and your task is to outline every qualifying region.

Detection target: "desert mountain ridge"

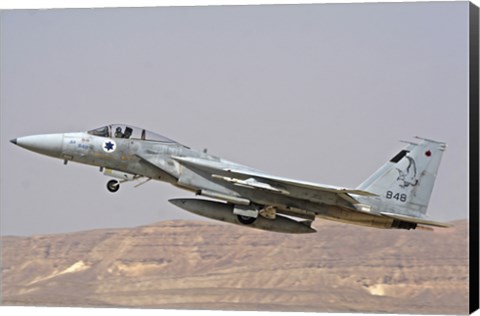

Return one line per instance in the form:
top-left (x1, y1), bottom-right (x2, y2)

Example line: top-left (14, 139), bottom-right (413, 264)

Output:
top-left (2, 218), bottom-right (469, 314)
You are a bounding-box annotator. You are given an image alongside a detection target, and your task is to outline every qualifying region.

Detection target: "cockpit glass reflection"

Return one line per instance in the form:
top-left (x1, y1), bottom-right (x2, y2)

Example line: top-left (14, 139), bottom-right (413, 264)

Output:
top-left (88, 124), bottom-right (176, 143)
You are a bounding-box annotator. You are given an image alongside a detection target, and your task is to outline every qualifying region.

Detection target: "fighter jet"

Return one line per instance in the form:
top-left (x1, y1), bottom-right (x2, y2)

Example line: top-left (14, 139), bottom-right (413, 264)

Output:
top-left (10, 124), bottom-right (450, 234)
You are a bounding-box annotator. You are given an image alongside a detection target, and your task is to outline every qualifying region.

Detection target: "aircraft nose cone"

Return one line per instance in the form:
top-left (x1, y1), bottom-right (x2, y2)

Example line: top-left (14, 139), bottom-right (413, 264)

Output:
top-left (13, 134), bottom-right (64, 158)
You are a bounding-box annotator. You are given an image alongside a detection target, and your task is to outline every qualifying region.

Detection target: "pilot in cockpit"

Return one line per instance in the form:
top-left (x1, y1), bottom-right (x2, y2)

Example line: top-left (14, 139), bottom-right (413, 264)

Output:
top-left (114, 127), bottom-right (123, 138)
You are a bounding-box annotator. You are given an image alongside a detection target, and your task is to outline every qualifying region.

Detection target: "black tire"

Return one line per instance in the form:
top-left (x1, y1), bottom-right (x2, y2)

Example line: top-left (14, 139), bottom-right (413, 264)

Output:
top-left (237, 215), bottom-right (256, 225)
top-left (107, 180), bottom-right (120, 193)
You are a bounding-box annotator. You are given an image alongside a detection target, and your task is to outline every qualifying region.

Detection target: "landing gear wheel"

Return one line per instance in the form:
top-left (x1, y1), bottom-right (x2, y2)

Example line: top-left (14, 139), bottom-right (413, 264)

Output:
top-left (107, 179), bottom-right (120, 193)
top-left (237, 215), bottom-right (256, 225)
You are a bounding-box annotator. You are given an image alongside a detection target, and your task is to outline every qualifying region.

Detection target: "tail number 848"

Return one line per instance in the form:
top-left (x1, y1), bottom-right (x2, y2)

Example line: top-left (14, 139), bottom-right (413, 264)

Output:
top-left (386, 191), bottom-right (407, 202)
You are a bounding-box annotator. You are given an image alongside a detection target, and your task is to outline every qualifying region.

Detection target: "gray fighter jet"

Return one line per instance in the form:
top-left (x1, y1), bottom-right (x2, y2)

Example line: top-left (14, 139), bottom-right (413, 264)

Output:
top-left (11, 124), bottom-right (450, 233)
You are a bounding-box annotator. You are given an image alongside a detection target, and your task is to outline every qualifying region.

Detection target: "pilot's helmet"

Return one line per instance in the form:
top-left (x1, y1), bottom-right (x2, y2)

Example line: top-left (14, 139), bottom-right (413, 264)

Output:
top-left (116, 127), bottom-right (122, 132)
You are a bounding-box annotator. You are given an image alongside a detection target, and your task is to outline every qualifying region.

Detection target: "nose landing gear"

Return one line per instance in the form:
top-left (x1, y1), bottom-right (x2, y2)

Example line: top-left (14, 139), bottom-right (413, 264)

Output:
top-left (107, 179), bottom-right (120, 193)
top-left (105, 174), bottom-right (151, 193)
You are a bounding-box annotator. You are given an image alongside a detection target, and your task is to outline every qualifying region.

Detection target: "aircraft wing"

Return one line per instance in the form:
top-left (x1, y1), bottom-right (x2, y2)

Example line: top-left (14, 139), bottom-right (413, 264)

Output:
top-left (172, 156), bottom-right (376, 207)
top-left (221, 168), bottom-right (376, 197)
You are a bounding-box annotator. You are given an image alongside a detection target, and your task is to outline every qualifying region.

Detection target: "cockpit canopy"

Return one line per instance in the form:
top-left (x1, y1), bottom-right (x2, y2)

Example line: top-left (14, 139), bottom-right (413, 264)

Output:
top-left (88, 124), bottom-right (177, 144)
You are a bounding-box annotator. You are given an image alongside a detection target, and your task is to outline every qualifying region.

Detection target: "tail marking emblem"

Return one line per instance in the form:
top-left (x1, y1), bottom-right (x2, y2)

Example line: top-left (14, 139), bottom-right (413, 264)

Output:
top-left (396, 156), bottom-right (418, 188)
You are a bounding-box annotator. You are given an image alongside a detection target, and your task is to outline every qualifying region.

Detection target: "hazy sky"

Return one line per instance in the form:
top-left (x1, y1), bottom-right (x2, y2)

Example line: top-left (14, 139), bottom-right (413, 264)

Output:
top-left (0, 2), bottom-right (470, 236)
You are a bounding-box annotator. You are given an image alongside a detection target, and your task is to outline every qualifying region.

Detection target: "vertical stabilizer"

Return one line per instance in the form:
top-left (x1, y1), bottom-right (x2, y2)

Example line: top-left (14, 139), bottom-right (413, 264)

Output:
top-left (357, 138), bottom-right (446, 217)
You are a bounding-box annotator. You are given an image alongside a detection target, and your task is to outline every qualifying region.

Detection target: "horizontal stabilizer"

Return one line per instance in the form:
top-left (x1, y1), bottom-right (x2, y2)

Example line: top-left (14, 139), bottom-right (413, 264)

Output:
top-left (380, 212), bottom-right (452, 228)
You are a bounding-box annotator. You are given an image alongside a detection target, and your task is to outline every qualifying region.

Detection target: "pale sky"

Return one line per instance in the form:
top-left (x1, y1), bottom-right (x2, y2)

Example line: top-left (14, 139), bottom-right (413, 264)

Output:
top-left (0, 2), bottom-right (470, 236)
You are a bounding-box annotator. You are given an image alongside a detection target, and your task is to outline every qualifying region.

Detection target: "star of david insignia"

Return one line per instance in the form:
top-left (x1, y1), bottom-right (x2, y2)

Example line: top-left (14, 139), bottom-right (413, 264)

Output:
top-left (104, 141), bottom-right (114, 151)
top-left (102, 140), bottom-right (116, 153)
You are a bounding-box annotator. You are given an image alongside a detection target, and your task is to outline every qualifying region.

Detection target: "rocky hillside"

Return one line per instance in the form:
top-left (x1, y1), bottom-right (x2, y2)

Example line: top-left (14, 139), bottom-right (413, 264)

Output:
top-left (1, 219), bottom-right (469, 314)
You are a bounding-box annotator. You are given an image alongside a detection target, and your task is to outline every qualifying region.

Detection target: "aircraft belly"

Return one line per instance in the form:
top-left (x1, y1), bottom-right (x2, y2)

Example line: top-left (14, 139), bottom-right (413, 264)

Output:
top-left (312, 205), bottom-right (394, 229)
top-left (234, 191), bottom-right (393, 229)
